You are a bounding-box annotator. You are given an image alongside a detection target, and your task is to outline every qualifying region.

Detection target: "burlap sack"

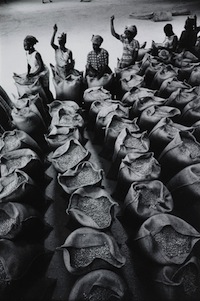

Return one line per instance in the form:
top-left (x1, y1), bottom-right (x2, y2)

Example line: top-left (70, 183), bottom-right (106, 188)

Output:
top-left (83, 86), bottom-right (111, 110)
top-left (129, 95), bottom-right (166, 118)
top-left (51, 68), bottom-right (83, 102)
top-left (58, 161), bottom-right (104, 195)
top-left (180, 97), bottom-right (200, 126)
top-left (158, 77), bottom-right (191, 99)
top-left (0, 130), bottom-right (42, 157)
top-left (134, 213), bottom-right (200, 265)
top-left (151, 65), bottom-right (177, 90)
top-left (0, 202), bottom-right (45, 240)
top-left (149, 117), bottom-right (192, 158)
top-left (47, 138), bottom-right (90, 173)
top-left (68, 269), bottom-right (127, 301)
top-left (48, 99), bottom-right (80, 118)
top-left (86, 73), bottom-right (114, 90)
top-left (0, 170), bottom-right (38, 205)
top-left (124, 180), bottom-right (173, 223)
top-left (153, 256), bottom-right (200, 301)
top-left (95, 103), bottom-right (130, 141)
top-left (120, 74), bottom-right (144, 94)
top-left (159, 131), bottom-right (200, 182)
top-left (58, 227), bottom-right (126, 274)
top-left (114, 152), bottom-right (161, 200)
top-left (188, 66), bottom-right (200, 86)
top-left (121, 86), bottom-right (156, 107)
top-left (11, 102), bottom-right (47, 137)
top-left (109, 129), bottom-right (150, 180)
top-left (67, 186), bottom-right (118, 229)
top-left (49, 107), bottom-right (84, 131)
top-left (144, 61), bottom-right (164, 89)
top-left (0, 148), bottom-right (43, 183)
top-left (102, 115), bottom-right (139, 160)
top-left (138, 105), bottom-right (180, 132)
top-left (164, 86), bottom-right (199, 110)
top-left (45, 126), bottom-right (81, 150)
top-left (167, 163), bottom-right (200, 231)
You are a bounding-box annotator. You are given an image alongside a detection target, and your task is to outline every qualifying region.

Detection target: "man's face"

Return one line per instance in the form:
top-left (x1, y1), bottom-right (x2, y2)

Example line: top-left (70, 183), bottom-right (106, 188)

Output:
top-left (92, 43), bottom-right (99, 51)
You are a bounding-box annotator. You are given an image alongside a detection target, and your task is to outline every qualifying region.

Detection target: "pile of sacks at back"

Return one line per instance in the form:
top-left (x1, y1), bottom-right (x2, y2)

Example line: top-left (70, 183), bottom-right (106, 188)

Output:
top-left (0, 86), bottom-right (53, 300)
top-left (81, 51), bottom-right (200, 300)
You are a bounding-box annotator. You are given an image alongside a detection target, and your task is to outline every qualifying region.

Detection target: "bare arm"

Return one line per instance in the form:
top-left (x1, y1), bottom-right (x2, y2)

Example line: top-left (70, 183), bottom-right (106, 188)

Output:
top-left (51, 24), bottom-right (58, 50)
top-left (110, 15), bottom-right (120, 40)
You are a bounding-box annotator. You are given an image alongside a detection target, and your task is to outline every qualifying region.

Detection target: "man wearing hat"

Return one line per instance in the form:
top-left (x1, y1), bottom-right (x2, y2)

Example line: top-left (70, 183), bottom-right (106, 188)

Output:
top-left (85, 35), bottom-right (112, 78)
top-left (110, 15), bottom-right (140, 69)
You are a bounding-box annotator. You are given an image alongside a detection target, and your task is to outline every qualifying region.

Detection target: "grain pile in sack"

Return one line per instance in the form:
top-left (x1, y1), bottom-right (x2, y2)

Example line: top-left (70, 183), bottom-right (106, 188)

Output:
top-left (0, 130), bottom-right (42, 158)
top-left (114, 152), bottom-right (161, 200)
top-left (151, 64), bottom-right (177, 90)
top-left (86, 73), bottom-right (114, 90)
top-left (158, 77), bottom-right (191, 99)
top-left (121, 86), bottom-right (156, 107)
top-left (138, 105), bottom-right (181, 132)
top-left (157, 49), bottom-right (173, 65)
top-left (129, 95), bottom-right (166, 119)
top-left (57, 227), bottom-right (126, 274)
top-left (13, 71), bottom-right (49, 104)
top-left (51, 64), bottom-right (83, 102)
top-left (167, 163), bottom-right (200, 231)
top-left (152, 256), bottom-right (200, 301)
top-left (134, 213), bottom-right (200, 265)
top-left (58, 161), bottom-right (104, 195)
top-left (180, 97), bottom-right (200, 126)
top-left (101, 115), bottom-right (140, 160)
top-left (95, 103), bottom-right (130, 141)
top-left (88, 99), bottom-right (121, 127)
top-left (0, 202), bottom-right (46, 240)
top-left (165, 86), bottom-right (200, 110)
top-left (108, 129), bottom-right (150, 180)
top-left (83, 86), bottom-right (112, 110)
top-left (67, 186), bottom-right (118, 229)
top-left (158, 131), bottom-right (200, 182)
top-left (123, 180), bottom-right (174, 226)
top-left (47, 138), bottom-right (90, 173)
top-left (143, 61), bottom-right (164, 89)
top-left (68, 269), bottom-right (128, 301)
top-left (149, 117), bottom-right (191, 158)
top-left (0, 148), bottom-right (43, 183)
top-left (0, 239), bottom-right (45, 294)
top-left (45, 126), bottom-right (82, 151)
top-left (0, 170), bottom-right (39, 205)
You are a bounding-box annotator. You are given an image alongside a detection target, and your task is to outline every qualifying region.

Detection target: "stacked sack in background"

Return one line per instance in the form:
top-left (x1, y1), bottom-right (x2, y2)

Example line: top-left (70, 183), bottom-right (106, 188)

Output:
top-left (0, 85), bottom-right (54, 301)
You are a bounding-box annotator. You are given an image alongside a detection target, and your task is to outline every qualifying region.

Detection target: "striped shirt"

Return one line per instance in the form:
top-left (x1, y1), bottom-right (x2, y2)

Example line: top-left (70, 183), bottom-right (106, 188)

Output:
top-left (86, 48), bottom-right (109, 72)
top-left (119, 35), bottom-right (140, 68)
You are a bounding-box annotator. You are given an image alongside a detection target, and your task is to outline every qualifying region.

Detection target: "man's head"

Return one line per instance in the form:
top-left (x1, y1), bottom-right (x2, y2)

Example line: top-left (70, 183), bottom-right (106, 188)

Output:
top-left (24, 35), bottom-right (38, 50)
top-left (124, 25), bottom-right (137, 39)
top-left (91, 35), bottom-right (103, 51)
top-left (58, 32), bottom-right (67, 46)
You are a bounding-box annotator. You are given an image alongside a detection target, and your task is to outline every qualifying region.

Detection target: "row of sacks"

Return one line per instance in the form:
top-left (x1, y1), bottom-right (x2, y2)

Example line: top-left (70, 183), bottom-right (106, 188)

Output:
top-left (84, 84), bottom-right (200, 301)
top-left (44, 99), bottom-right (135, 300)
top-left (0, 87), bottom-right (53, 299)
